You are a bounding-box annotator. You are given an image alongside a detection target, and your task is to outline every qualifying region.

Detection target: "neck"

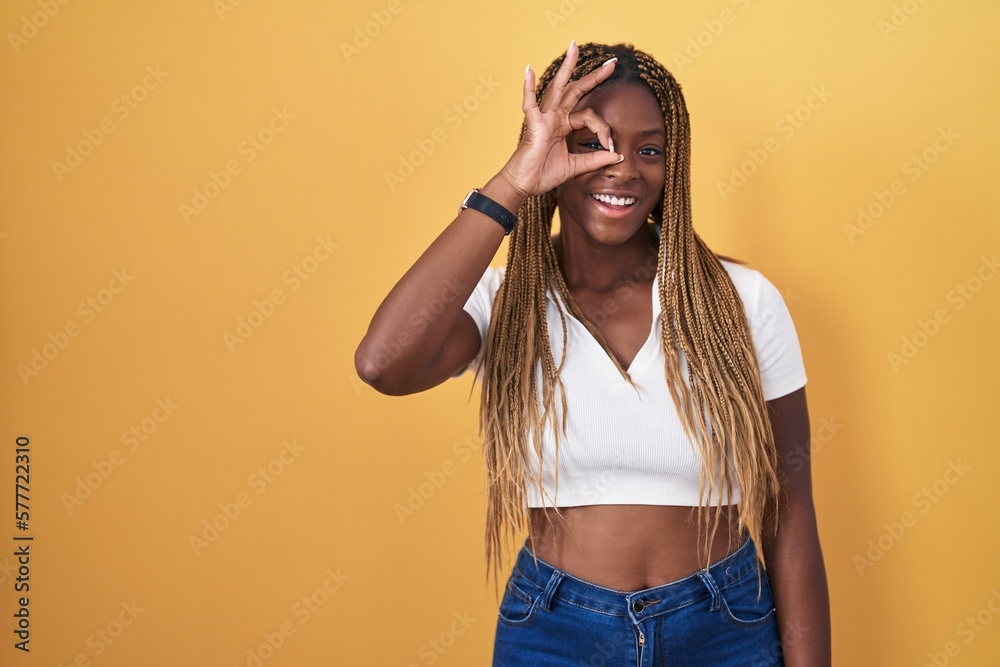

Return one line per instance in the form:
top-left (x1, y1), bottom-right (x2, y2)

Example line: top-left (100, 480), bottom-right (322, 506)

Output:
top-left (554, 224), bottom-right (661, 292)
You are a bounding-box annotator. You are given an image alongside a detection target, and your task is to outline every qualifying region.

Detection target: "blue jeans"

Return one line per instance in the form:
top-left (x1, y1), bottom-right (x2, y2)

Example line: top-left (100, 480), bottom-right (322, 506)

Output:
top-left (492, 534), bottom-right (784, 666)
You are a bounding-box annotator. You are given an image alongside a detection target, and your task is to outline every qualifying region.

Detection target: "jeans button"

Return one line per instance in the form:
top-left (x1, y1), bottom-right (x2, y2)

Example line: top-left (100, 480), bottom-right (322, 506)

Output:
top-left (632, 598), bottom-right (645, 613)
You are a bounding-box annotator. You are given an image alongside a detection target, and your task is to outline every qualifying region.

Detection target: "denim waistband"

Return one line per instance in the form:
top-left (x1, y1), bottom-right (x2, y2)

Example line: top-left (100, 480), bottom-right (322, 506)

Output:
top-left (511, 534), bottom-right (760, 622)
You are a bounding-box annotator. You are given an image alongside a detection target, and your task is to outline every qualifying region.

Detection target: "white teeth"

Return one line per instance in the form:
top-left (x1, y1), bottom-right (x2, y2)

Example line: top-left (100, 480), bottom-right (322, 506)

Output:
top-left (592, 193), bottom-right (636, 206)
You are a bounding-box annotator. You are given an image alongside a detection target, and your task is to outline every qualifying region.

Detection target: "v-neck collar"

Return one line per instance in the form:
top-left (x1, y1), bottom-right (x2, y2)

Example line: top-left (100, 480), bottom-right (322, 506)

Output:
top-left (546, 263), bottom-right (661, 381)
top-left (540, 223), bottom-right (664, 381)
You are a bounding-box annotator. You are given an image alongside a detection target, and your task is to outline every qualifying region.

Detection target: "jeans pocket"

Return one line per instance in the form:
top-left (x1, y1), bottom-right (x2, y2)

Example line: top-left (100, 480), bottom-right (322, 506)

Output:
top-left (718, 568), bottom-right (777, 628)
top-left (497, 569), bottom-right (543, 627)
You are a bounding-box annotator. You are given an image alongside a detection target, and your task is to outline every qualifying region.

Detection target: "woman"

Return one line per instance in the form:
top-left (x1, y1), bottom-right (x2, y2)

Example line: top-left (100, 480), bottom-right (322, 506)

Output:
top-left (356, 40), bottom-right (830, 666)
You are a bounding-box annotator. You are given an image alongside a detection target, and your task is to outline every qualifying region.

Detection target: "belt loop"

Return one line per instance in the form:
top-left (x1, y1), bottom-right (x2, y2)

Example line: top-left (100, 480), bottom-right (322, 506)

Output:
top-left (696, 569), bottom-right (721, 613)
top-left (539, 570), bottom-right (565, 612)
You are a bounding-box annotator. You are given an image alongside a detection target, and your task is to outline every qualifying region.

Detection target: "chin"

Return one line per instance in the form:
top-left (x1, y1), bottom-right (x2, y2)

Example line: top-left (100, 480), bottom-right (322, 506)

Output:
top-left (584, 219), bottom-right (649, 245)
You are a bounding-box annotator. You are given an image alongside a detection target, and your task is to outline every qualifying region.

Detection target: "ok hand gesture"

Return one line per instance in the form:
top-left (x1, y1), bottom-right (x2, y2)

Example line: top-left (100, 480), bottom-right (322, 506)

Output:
top-left (500, 41), bottom-right (624, 199)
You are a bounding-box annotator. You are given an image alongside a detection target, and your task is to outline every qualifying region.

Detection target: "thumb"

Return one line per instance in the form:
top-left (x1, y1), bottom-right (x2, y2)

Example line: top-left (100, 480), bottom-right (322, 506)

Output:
top-left (566, 151), bottom-right (624, 180)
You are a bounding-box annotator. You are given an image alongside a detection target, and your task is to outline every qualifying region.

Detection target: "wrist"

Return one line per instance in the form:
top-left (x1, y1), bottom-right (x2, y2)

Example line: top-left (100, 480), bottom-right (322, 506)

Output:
top-left (481, 170), bottom-right (528, 214)
top-left (460, 187), bottom-right (518, 235)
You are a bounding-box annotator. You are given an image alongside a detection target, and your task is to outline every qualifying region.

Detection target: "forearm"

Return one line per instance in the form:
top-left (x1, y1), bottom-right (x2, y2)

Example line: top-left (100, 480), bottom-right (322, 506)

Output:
top-left (762, 500), bottom-right (831, 667)
top-left (354, 171), bottom-right (524, 390)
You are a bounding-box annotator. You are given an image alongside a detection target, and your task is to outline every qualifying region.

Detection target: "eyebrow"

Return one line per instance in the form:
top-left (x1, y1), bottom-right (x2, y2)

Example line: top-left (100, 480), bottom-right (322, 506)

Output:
top-left (576, 127), bottom-right (665, 140)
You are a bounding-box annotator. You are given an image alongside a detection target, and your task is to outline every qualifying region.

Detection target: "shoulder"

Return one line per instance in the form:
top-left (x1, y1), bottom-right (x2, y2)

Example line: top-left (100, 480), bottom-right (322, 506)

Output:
top-left (717, 260), bottom-right (807, 398)
top-left (718, 259), bottom-right (794, 330)
top-left (718, 258), bottom-right (764, 309)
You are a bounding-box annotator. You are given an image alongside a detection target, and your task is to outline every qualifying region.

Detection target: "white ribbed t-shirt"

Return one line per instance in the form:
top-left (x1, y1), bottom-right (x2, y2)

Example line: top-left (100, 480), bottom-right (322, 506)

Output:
top-left (457, 247), bottom-right (807, 509)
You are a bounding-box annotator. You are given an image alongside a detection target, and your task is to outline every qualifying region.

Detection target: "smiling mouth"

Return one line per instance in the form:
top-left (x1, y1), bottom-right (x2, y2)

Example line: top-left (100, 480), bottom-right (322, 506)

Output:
top-left (591, 193), bottom-right (636, 207)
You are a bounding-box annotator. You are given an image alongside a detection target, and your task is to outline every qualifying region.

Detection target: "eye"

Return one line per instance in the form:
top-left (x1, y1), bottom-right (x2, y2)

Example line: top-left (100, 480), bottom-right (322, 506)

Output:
top-left (579, 139), bottom-right (605, 151)
top-left (639, 147), bottom-right (662, 156)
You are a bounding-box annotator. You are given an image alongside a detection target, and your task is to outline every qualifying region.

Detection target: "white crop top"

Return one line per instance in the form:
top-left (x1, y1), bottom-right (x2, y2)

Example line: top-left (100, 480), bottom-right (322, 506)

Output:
top-left (457, 250), bottom-right (807, 509)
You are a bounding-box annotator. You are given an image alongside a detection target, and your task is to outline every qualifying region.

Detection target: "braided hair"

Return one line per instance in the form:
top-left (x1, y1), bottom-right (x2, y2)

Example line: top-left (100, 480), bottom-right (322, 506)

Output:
top-left (475, 42), bottom-right (780, 599)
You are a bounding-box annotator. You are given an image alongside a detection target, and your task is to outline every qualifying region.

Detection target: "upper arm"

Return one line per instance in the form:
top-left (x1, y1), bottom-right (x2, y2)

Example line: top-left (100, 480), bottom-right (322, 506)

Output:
top-left (433, 310), bottom-right (482, 384)
top-left (365, 311), bottom-right (481, 395)
top-left (767, 387), bottom-right (813, 507)
top-left (447, 265), bottom-right (503, 382)
top-left (367, 265), bottom-right (498, 394)
top-left (746, 268), bottom-right (812, 505)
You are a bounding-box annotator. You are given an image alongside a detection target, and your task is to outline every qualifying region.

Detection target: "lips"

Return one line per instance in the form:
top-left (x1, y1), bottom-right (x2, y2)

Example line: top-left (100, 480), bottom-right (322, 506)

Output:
top-left (589, 192), bottom-right (639, 219)
top-left (591, 193), bottom-right (636, 207)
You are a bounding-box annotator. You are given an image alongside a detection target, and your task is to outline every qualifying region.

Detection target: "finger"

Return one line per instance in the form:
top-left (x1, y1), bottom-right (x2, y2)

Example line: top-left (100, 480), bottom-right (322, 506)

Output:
top-left (522, 64), bottom-right (540, 123)
top-left (566, 108), bottom-right (613, 154)
top-left (539, 40), bottom-right (579, 113)
top-left (565, 150), bottom-right (624, 180)
top-left (558, 57), bottom-right (617, 113)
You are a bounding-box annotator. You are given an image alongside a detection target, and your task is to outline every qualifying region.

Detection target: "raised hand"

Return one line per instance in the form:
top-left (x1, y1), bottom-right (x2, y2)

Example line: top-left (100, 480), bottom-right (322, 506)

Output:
top-left (500, 41), bottom-right (623, 199)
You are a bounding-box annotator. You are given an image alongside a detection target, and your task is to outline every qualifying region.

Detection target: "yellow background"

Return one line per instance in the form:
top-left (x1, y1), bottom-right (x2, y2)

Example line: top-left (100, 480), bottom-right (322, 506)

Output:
top-left (1, 0), bottom-right (997, 664)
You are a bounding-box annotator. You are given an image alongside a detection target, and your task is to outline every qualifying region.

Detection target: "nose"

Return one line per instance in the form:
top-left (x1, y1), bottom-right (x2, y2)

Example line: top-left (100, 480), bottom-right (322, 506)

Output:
top-left (603, 149), bottom-right (639, 182)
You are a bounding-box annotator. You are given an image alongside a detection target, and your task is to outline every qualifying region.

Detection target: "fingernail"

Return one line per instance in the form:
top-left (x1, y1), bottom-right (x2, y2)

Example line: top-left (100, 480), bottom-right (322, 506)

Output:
top-left (567, 39), bottom-right (576, 55)
top-left (525, 64), bottom-right (531, 79)
top-left (615, 154), bottom-right (624, 163)
top-left (609, 138), bottom-right (615, 153)
top-left (602, 57), bottom-right (618, 67)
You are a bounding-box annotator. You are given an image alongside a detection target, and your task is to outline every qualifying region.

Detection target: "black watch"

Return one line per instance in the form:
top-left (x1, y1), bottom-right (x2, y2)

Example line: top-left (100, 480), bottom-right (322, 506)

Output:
top-left (459, 188), bottom-right (518, 235)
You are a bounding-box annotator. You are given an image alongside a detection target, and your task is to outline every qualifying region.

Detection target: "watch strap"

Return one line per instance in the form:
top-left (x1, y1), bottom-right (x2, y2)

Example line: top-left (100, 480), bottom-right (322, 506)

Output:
top-left (460, 188), bottom-right (517, 235)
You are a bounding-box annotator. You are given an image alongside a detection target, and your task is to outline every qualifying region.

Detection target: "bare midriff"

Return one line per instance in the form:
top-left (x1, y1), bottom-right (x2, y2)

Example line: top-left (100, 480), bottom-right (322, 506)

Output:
top-left (526, 504), bottom-right (747, 592)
